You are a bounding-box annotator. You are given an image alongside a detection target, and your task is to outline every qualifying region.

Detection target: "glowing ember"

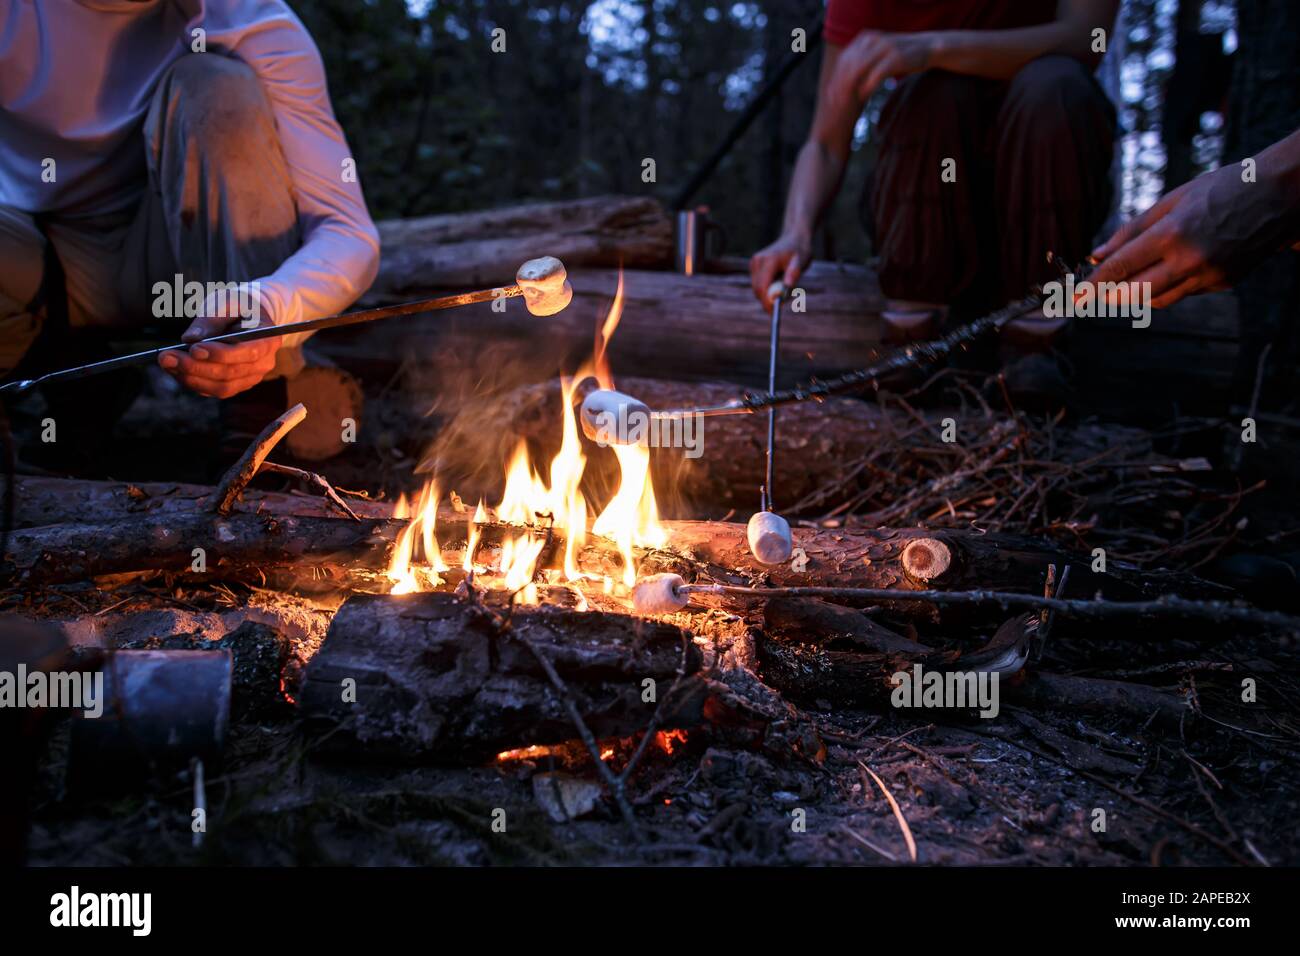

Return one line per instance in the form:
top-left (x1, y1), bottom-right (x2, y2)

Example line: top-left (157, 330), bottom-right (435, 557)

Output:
top-left (495, 744), bottom-right (558, 762)
top-left (655, 729), bottom-right (688, 754)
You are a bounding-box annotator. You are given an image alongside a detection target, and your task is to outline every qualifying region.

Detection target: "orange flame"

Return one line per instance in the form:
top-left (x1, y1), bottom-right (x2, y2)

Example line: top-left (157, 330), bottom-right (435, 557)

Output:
top-left (592, 269), bottom-right (624, 390)
top-left (386, 486), bottom-right (447, 593)
top-left (463, 500), bottom-right (486, 573)
top-left (389, 266), bottom-right (664, 598)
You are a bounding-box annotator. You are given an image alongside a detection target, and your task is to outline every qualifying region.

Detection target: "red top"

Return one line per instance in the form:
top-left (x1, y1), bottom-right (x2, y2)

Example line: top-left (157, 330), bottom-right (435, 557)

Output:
top-left (824, 0), bottom-right (1056, 45)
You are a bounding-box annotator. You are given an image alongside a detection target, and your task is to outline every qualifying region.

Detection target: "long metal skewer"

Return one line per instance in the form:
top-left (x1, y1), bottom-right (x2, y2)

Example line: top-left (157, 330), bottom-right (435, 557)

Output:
top-left (648, 290), bottom-right (1045, 423)
top-left (0, 284), bottom-right (525, 396)
top-left (762, 282), bottom-right (784, 512)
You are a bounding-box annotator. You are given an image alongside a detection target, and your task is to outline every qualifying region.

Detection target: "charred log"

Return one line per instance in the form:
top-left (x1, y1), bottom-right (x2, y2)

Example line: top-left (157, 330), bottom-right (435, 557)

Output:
top-left (298, 592), bottom-right (707, 763)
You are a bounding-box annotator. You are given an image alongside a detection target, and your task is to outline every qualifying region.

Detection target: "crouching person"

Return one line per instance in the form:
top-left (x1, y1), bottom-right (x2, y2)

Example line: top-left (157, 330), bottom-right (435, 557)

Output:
top-left (0, 0), bottom-right (379, 458)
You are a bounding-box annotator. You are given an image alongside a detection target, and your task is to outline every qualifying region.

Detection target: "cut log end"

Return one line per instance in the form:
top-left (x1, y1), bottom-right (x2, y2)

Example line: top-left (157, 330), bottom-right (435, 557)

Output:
top-left (901, 537), bottom-right (953, 583)
top-left (284, 367), bottom-right (364, 462)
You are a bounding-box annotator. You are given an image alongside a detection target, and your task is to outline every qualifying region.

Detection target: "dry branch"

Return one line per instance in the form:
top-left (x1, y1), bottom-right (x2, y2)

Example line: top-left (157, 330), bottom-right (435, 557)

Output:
top-left (210, 403), bottom-right (307, 515)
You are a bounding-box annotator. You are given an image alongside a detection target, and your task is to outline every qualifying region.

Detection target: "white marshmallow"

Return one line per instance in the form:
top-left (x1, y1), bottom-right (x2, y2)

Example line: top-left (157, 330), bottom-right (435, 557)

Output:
top-left (632, 573), bottom-right (689, 613)
top-left (516, 256), bottom-right (573, 316)
top-left (747, 511), bottom-right (792, 565)
top-left (579, 388), bottom-right (650, 445)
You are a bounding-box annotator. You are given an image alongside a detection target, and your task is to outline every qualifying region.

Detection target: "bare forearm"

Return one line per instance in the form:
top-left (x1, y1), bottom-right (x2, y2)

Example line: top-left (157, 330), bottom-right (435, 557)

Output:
top-left (782, 139), bottom-right (847, 240)
top-left (925, 20), bottom-right (1105, 79)
top-left (1252, 127), bottom-right (1300, 246)
top-left (1257, 128), bottom-right (1300, 198)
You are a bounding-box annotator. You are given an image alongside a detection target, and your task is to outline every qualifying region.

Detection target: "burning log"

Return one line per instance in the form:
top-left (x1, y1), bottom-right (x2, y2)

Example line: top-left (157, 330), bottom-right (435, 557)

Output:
top-left (298, 592), bottom-right (708, 764)
top-left (4, 462), bottom-right (1234, 627)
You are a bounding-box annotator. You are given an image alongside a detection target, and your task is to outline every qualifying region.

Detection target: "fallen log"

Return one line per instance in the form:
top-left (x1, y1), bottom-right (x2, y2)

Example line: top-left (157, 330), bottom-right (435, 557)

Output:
top-left (316, 261), bottom-right (886, 392)
top-left (632, 521), bottom-right (1235, 607)
top-left (762, 597), bottom-right (932, 655)
top-left (426, 376), bottom-right (897, 518)
top-left (373, 195), bottom-right (673, 294)
top-left (299, 592), bottom-right (707, 763)
top-left (9, 476), bottom-right (393, 527)
top-left (1, 513), bottom-right (404, 588)
top-left (758, 604), bottom-right (1191, 726)
top-left (1012, 672), bottom-right (1188, 727)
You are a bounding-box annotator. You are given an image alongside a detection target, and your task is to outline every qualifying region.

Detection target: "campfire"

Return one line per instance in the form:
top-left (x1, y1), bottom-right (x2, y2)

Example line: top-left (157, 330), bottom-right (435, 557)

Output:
top-left (383, 270), bottom-right (667, 605)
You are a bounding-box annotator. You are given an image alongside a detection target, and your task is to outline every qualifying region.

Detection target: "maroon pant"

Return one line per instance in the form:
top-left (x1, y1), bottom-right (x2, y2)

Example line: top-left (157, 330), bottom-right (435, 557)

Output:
top-left (866, 55), bottom-right (1116, 313)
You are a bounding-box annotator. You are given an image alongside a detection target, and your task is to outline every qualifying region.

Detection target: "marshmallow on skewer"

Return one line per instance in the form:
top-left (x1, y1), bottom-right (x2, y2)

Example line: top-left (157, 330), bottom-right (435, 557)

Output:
top-left (747, 511), bottom-right (793, 565)
top-left (516, 256), bottom-right (574, 316)
top-left (632, 573), bottom-right (691, 613)
top-left (579, 388), bottom-right (650, 445)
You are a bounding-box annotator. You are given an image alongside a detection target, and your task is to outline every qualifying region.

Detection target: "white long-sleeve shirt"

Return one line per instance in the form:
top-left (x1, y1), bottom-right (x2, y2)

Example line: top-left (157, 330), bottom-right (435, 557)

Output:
top-left (0, 0), bottom-right (380, 327)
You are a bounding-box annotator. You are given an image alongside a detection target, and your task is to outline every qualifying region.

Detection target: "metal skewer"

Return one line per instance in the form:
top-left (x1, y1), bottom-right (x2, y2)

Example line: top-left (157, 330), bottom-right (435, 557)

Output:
top-left (762, 281), bottom-right (784, 513)
top-left (0, 257), bottom-right (572, 397)
top-left (745, 280), bottom-right (793, 565)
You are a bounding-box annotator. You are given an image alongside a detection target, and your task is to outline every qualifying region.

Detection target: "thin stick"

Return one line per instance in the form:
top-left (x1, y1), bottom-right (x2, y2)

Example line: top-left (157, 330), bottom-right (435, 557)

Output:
top-left (681, 582), bottom-right (1299, 631)
top-left (209, 403), bottom-right (307, 515)
top-left (521, 638), bottom-right (640, 835)
top-left (841, 826), bottom-right (899, 863)
top-left (859, 762), bottom-right (918, 862)
top-left (617, 633), bottom-right (693, 788)
top-left (259, 461), bottom-right (359, 520)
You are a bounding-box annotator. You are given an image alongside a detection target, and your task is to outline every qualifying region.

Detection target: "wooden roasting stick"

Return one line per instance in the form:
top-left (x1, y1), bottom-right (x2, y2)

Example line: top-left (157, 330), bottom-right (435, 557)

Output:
top-left (579, 291), bottom-right (1044, 438)
top-left (630, 573), bottom-right (1300, 631)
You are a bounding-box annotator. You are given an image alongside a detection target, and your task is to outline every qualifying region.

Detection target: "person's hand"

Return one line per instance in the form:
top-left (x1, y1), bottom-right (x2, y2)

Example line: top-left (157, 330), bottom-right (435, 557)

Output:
top-left (825, 31), bottom-right (933, 112)
top-left (1089, 162), bottom-right (1286, 309)
top-left (751, 232), bottom-right (812, 310)
top-left (159, 288), bottom-right (279, 398)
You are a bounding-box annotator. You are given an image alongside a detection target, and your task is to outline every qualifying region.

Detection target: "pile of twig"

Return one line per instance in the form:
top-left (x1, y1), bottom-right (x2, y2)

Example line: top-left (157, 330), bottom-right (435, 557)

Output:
top-left (790, 373), bottom-right (1260, 569)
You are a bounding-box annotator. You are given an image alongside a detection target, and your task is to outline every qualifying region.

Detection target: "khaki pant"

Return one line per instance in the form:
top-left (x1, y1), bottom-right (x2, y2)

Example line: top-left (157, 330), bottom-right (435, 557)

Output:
top-left (0, 53), bottom-right (304, 379)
